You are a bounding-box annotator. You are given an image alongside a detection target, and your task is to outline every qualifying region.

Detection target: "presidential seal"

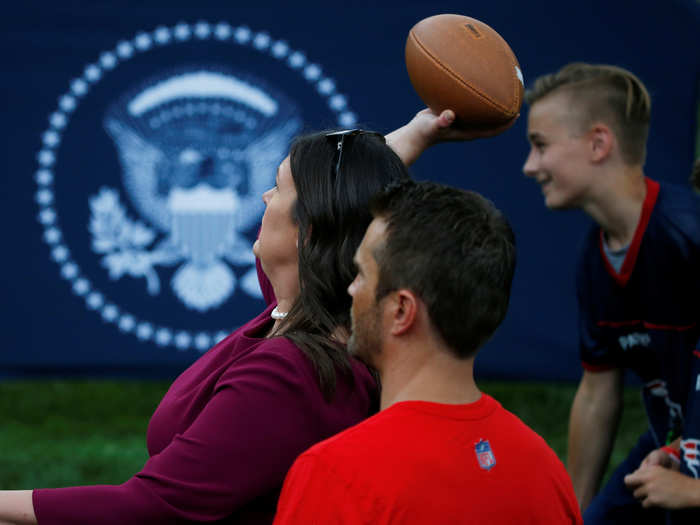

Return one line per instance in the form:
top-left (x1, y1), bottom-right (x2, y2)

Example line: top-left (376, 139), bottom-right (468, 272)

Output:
top-left (35, 21), bottom-right (358, 352)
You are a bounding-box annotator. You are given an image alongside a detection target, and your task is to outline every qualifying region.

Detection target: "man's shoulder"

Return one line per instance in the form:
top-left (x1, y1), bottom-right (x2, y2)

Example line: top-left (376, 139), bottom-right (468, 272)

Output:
top-left (299, 401), bottom-right (452, 478)
top-left (494, 404), bottom-right (563, 456)
top-left (304, 404), bottom-right (400, 457)
top-left (304, 396), bottom-right (559, 465)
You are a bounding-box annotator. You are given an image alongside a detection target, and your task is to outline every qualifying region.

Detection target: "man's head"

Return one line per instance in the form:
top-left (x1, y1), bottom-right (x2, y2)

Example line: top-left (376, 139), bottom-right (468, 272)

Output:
top-left (347, 179), bottom-right (516, 365)
top-left (523, 63), bottom-right (651, 209)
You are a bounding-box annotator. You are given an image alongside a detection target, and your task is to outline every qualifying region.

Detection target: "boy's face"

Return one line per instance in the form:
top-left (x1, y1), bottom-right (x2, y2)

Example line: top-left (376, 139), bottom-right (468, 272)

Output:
top-left (523, 92), bottom-right (594, 210)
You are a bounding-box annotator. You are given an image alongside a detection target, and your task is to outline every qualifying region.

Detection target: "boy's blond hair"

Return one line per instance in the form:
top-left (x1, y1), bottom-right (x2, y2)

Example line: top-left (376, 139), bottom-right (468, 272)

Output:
top-left (525, 63), bottom-right (651, 165)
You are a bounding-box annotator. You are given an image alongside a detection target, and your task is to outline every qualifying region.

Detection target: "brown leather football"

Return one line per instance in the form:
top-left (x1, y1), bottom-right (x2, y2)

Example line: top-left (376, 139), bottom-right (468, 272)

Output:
top-left (405, 14), bottom-right (524, 127)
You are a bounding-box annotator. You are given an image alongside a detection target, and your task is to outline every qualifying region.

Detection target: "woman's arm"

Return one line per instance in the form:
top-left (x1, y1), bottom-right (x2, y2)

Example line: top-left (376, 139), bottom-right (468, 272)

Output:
top-left (26, 343), bottom-right (329, 524)
top-left (385, 108), bottom-right (518, 166)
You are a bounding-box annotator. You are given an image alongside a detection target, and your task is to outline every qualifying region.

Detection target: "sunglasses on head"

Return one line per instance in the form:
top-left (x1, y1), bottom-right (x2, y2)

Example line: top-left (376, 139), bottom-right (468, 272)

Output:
top-left (325, 129), bottom-right (386, 177)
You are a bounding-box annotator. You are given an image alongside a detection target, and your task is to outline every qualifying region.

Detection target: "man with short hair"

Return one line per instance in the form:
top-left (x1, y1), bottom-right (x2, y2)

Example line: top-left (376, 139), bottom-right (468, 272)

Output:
top-left (273, 179), bottom-right (582, 525)
top-left (523, 62), bottom-right (700, 523)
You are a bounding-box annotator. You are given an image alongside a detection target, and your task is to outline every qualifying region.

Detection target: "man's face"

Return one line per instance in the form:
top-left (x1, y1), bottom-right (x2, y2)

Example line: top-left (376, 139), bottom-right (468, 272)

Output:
top-left (523, 92), bottom-right (594, 210)
top-left (347, 218), bottom-right (387, 367)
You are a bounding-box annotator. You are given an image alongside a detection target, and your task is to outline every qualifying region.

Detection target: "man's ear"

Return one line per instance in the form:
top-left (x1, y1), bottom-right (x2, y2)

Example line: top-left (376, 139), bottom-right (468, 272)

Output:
top-left (589, 123), bottom-right (614, 163)
top-left (387, 289), bottom-right (418, 336)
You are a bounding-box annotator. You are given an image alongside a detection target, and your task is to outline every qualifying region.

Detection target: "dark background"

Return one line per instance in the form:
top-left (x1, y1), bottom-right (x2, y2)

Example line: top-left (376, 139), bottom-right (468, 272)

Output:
top-left (2, 0), bottom-right (699, 381)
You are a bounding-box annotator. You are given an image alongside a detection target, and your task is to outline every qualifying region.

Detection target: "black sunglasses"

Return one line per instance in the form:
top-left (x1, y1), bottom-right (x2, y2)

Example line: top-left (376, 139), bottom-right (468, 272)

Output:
top-left (325, 129), bottom-right (385, 177)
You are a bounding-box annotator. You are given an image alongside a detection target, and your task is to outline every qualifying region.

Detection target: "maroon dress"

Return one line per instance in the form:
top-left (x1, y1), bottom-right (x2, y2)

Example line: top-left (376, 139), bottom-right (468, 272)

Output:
top-left (33, 261), bottom-right (376, 524)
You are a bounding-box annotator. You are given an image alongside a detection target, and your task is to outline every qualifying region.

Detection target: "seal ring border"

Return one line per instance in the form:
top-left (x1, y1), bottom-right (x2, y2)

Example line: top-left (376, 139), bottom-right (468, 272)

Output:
top-left (34, 20), bottom-right (358, 352)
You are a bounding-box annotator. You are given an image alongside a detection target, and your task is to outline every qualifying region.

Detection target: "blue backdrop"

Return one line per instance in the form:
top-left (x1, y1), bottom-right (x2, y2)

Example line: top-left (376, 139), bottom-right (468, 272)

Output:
top-left (2, 0), bottom-right (699, 381)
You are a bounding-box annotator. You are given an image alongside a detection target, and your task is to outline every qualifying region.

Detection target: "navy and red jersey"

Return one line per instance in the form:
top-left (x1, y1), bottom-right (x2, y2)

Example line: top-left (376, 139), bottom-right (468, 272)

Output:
top-left (681, 344), bottom-right (700, 479)
top-left (671, 342), bottom-right (700, 523)
top-left (577, 177), bottom-right (700, 446)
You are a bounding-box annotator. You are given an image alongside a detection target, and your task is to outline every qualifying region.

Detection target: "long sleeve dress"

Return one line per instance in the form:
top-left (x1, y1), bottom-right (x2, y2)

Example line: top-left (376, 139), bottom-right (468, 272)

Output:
top-left (32, 261), bottom-right (377, 524)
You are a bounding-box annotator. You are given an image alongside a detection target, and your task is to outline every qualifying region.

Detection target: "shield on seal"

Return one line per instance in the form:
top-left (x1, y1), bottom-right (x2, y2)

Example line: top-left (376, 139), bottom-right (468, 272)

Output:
top-left (101, 67), bottom-right (302, 312)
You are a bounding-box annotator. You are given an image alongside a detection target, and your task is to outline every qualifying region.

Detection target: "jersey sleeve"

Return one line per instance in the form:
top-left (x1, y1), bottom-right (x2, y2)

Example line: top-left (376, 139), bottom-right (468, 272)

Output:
top-left (576, 237), bottom-right (617, 372)
top-left (680, 342), bottom-right (700, 480)
top-left (33, 342), bottom-right (321, 524)
top-left (673, 342), bottom-right (700, 524)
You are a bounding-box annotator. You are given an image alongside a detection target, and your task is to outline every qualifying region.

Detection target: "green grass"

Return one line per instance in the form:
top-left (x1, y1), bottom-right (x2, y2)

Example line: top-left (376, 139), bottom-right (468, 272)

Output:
top-left (0, 380), bottom-right (169, 488)
top-left (0, 380), bottom-right (648, 488)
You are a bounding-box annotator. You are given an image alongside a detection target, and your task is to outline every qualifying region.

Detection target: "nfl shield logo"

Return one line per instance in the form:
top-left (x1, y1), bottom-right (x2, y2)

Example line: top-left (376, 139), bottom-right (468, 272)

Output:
top-left (475, 439), bottom-right (496, 471)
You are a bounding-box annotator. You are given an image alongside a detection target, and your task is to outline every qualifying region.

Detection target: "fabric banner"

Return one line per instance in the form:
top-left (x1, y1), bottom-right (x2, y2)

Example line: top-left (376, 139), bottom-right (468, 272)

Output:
top-left (2, 0), bottom-right (699, 381)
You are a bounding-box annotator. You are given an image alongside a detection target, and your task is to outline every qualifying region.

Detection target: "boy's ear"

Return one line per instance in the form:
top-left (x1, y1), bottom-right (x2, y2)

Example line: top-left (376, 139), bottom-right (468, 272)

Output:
top-left (589, 123), bottom-right (614, 162)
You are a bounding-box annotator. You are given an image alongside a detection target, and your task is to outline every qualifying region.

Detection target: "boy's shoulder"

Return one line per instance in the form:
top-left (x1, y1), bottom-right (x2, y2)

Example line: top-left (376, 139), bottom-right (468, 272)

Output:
top-left (653, 180), bottom-right (700, 245)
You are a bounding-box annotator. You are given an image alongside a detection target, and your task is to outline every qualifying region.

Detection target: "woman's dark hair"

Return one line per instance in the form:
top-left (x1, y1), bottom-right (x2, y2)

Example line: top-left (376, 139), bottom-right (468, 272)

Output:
top-left (277, 130), bottom-right (410, 399)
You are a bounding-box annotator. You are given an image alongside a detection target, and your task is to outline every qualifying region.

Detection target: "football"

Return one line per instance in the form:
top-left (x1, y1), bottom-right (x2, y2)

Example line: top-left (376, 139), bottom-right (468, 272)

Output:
top-left (405, 14), bottom-right (524, 127)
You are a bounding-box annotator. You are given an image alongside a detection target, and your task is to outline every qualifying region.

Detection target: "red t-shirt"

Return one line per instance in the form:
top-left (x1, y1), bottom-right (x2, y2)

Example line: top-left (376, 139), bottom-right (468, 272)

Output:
top-left (274, 394), bottom-right (582, 525)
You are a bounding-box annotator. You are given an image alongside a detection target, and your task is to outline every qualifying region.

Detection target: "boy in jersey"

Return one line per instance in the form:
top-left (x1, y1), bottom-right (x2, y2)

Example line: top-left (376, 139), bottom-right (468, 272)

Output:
top-left (523, 62), bottom-right (700, 523)
top-left (273, 179), bottom-right (582, 525)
